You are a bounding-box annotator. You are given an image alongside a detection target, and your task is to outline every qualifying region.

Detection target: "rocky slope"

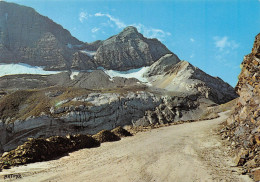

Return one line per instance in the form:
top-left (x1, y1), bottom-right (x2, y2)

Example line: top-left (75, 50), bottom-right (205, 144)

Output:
top-left (221, 33), bottom-right (260, 181)
top-left (0, 127), bottom-right (132, 171)
top-left (145, 56), bottom-right (238, 104)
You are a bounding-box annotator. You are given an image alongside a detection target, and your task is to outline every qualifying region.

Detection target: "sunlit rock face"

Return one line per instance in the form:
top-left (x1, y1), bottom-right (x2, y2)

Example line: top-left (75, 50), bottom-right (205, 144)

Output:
top-left (145, 57), bottom-right (238, 104)
top-left (221, 33), bottom-right (260, 177)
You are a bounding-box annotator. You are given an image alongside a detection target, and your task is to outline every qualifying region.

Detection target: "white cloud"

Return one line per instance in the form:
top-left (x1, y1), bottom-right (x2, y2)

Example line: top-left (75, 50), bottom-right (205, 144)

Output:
top-left (213, 36), bottom-right (239, 51)
top-left (132, 23), bottom-right (171, 41)
top-left (213, 36), bottom-right (240, 66)
top-left (190, 53), bottom-right (195, 59)
top-left (79, 12), bottom-right (88, 23)
top-left (91, 27), bottom-right (100, 33)
top-left (95, 12), bottom-right (126, 29)
top-left (93, 12), bottom-right (171, 41)
top-left (190, 38), bottom-right (195, 42)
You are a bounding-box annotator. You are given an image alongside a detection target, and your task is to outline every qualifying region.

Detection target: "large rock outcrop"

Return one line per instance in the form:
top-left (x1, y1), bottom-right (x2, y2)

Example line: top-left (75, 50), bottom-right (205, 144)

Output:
top-left (221, 33), bottom-right (260, 180)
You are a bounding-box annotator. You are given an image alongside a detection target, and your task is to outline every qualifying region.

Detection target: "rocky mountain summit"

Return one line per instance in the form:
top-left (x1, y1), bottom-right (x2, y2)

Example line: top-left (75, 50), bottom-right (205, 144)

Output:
top-left (221, 33), bottom-right (260, 180)
top-left (94, 26), bottom-right (172, 70)
top-left (0, 2), bottom-right (171, 71)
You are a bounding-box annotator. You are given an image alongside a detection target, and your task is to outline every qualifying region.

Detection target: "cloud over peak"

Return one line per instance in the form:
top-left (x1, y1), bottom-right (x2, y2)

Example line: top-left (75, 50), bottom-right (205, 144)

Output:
top-left (91, 12), bottom-right (171, 41)
top-left (132, 23), bottom-right (171, 41)
top-left (94, 12), bottom-right (126, 29)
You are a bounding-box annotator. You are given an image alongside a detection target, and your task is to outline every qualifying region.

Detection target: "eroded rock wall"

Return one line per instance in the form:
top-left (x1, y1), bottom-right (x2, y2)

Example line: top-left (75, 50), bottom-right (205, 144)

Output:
top-left (221, 33), bottom-right (260, 179)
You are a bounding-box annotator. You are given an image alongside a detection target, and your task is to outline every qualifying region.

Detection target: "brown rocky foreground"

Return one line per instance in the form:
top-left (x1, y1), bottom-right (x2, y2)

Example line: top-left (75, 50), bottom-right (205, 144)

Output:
top-left (0, 127), bottom-right (133, 171)
top-left (0, 111), bottom-right (253, 182)
top-left (220, 33), bottom-right (260, 181)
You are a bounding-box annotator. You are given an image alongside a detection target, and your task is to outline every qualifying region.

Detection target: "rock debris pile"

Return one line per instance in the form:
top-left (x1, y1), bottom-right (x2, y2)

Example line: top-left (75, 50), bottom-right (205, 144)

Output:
top-left (0, 127), bottom-right (132, 171)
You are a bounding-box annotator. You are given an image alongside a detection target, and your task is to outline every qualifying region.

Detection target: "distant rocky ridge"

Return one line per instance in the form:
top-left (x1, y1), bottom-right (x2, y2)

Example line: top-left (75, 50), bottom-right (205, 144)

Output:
top-left (145, 55), bottom-right (238, 104)
top-left (221, 33), bottom-right (260, 180)
top-left (0, 1), bottom-right (171, 71)
top-left (0, 71), bottom-right (141, 90)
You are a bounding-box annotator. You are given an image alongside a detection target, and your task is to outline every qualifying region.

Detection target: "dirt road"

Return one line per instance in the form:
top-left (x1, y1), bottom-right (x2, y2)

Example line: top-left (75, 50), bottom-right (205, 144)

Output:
top-left (0, 111), bottom-right (253, 182)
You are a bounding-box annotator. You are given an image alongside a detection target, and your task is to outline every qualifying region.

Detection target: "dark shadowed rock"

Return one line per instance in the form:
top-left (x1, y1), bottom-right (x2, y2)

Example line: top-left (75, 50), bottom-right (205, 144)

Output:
top-left (0, 1), bottom-right (83, 70)
top-left (93, 130), bottom-right (121, 143)
top-left (111, 126), bottom-right (132, 137)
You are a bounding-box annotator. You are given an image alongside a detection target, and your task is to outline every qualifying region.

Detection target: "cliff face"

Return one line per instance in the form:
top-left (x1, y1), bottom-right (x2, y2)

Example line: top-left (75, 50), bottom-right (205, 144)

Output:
top-left (221, 33), bottom-right (260, 180)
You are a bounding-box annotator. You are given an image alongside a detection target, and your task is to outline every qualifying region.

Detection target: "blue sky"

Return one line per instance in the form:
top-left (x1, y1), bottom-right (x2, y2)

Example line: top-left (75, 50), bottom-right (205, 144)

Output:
top-left (5, 0), bottom-right (260, 87)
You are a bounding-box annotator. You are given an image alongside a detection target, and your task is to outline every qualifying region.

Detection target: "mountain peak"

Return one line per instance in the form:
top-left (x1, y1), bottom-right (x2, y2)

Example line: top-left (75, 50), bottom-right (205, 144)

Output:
top-left (117, 26), bottom-right (141, 39)
top-left (122, 26), bottom-right (139, 33)
top-left (95, 25), bottom-right (172, 71)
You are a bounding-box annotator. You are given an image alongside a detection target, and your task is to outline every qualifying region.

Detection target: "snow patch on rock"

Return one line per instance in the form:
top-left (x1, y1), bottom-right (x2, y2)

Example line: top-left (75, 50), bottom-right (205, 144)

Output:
top-left (104, 67), bottom-right (150, 83)
top-left (80, 50), bottom-right (96, 57)
top-left (0, 63), bottom-right (60, 77)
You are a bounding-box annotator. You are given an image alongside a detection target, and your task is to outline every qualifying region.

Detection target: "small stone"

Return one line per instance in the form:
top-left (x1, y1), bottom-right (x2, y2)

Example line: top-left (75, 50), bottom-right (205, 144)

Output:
top-left (253, 169), bottom-right (260, 181)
